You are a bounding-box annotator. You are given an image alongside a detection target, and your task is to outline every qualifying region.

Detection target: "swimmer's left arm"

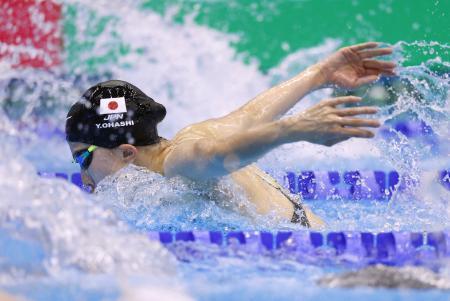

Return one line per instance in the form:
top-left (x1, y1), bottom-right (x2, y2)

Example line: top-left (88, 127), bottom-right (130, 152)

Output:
top-left (221, 63), bottom-right (324, 126)
top-left (223, 42), bottom-right (394, 127)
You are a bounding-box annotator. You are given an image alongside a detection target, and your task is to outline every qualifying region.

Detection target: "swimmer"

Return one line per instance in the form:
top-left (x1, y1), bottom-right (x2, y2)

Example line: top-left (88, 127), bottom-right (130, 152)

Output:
top-left (318, 264), bottom-right (450, 290)
top-left (66, 42), bottom-right (395, 228)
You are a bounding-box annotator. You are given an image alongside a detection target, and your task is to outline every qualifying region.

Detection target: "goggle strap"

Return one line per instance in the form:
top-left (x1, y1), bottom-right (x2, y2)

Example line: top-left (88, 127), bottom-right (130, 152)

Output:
top-left (72, 145), bottom-right (97, 165)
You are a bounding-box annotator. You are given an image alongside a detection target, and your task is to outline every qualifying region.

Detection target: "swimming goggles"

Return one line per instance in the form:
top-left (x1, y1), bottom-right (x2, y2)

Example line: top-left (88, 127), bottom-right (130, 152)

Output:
top-left (73, 145), bottom-right (98, 170)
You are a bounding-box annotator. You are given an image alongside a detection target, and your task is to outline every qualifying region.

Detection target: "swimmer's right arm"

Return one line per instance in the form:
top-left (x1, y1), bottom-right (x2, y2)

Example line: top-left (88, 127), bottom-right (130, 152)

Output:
top-left (222, 42), bottom-right (394, 128)
top-left (164, 96), bottom-right (380, 180)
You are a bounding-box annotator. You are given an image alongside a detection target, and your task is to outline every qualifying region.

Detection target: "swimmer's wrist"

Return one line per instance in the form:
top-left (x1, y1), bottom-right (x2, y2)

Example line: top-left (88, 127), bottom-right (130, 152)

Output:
top-left (316, 63), bottom-right (333, 87)
top-left (277, 117), bottom-right (308, 144)
top-left (300, 64), bottom-right (329, 90)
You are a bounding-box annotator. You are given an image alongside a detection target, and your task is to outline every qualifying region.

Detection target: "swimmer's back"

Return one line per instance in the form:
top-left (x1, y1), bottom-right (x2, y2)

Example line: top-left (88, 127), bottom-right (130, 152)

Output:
top-left (167, 120), bottom-right (324, 228)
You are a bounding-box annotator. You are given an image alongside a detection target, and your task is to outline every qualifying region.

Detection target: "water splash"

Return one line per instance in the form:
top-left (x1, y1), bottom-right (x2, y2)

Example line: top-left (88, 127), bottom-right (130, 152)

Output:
top-left (0, 139), bottom-right (184, 299)
top-left (0, 2), bottom-right (449, 232)
top-left (0, 2), bottom-right (450, 300)
top-left (94, 164), bottom-right (300, 231)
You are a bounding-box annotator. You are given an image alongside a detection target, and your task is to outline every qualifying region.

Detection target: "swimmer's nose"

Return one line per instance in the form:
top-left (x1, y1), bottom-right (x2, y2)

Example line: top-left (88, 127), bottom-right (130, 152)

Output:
top-left (81, 170), bottom-right (96, 193)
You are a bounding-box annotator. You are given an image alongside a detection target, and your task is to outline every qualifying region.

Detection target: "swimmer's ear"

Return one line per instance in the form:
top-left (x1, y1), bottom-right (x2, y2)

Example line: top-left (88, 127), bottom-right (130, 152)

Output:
top-left (117, 144), bottom-right (137, 163)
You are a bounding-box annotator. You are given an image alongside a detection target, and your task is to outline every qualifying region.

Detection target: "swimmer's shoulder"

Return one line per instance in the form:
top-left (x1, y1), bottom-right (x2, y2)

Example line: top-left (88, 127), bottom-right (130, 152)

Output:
top-left (162, 120), bottom-right (221, 178)
top-left (173, 114), bottom-right (245, 143)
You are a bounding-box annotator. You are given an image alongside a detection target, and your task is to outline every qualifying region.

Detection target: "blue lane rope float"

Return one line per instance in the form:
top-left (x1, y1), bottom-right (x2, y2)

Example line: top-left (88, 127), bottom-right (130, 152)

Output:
top-left (39, 169), bottom-right (450, 199)
top-left (285, 170), bottom-right (402, 200)
top-left (35, 172), bottom-right (450, 264)
top-left (148, 231), bottom-right (450, 264)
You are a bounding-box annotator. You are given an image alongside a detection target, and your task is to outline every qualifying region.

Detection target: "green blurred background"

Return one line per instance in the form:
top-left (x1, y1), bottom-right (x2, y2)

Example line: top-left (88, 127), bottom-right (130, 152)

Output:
top-left (64, 0), bottom-right (449, 73)
top-left (141, 0), bottom-right (449, 71)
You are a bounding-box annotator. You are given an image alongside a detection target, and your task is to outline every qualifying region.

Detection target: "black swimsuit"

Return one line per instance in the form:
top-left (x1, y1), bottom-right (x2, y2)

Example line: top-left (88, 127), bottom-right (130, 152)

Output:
top-left (254, 171), bottom-right (311, 227)
top-left (277, 186), bottom-right (311, 227)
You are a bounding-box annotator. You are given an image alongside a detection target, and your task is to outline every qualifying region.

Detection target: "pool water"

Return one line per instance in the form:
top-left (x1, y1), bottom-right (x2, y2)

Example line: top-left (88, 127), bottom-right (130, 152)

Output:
top-left (0, 1), bottom-right (449, 300)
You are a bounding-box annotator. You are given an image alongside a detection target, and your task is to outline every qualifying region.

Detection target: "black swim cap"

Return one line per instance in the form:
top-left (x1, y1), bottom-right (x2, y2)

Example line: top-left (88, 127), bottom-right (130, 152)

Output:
top-left (66, 80), bottom-right (166, 148)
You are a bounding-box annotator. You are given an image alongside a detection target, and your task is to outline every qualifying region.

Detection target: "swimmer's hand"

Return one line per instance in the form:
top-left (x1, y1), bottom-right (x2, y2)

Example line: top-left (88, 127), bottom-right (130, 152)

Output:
top-left (282, 96), bottom-right (380, 146)
top-left (317, 42), bottom-right (396, 89)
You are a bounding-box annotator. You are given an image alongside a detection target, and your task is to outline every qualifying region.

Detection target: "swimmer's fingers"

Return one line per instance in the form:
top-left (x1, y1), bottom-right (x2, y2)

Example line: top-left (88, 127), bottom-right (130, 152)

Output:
top-left (364, 62), bottom-right (396, 77)
top-left (381, 69), bottom-right (396, 76)
top-left (336, 106), bottom-right (378, 116)
top-left (359, 48), bottom-right (393, 59)
top-left (364, 68), bottom-right (396, 76)
top-left (339, 127), bottom-right (375, 138)
top-left (337, 117), bottom-right (381, 128)
top-left (354, 75), bottom-right (379, 86)
top-left (363, 59), bottom-right (396, 70)
top-left (322, 96), bottom-right (362, 107)
top-left (356, 66), bottom-right (396, 85)
top-left (348, 42), bottom-right (379, 51)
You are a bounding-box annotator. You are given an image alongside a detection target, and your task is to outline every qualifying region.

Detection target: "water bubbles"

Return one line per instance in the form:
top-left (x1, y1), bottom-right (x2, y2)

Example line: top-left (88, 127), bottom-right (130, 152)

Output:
top-left (368, 85), bottom-right (389, 100)
top-left (281, 42), bottom-right (290, 52)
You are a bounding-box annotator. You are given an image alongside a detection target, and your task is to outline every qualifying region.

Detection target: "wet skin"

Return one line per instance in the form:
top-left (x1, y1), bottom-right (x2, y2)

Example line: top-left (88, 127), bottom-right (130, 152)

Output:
top-left (69, 42), bottom-right (395, 228)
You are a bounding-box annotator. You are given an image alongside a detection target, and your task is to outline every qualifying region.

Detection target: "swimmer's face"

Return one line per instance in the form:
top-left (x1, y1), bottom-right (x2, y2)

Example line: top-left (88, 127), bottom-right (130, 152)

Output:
top-left (68, 142), bottom-right (137, 191)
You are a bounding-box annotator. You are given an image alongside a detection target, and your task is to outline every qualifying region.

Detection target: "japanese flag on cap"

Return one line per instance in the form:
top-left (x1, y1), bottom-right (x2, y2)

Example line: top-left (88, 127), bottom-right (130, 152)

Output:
top-left (99, 97), bottom-right (127, 115)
